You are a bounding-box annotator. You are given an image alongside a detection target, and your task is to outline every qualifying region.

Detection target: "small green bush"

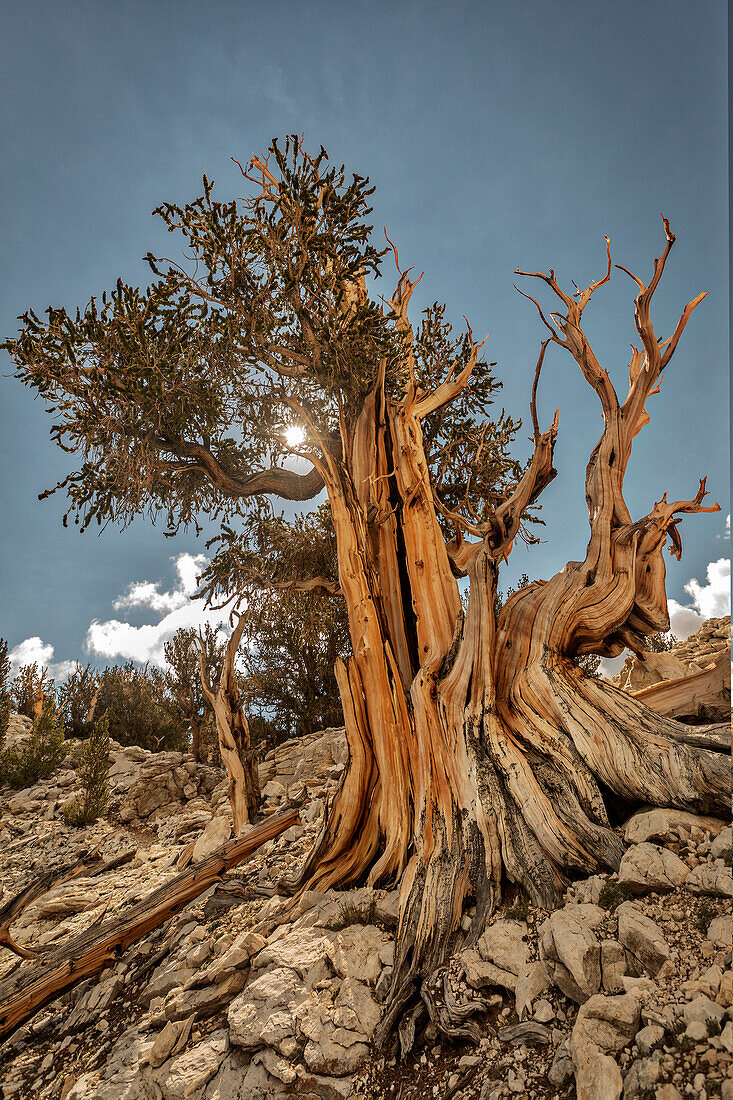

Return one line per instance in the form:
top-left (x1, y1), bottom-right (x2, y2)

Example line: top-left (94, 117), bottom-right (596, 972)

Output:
top-left (335, 897), bottom-right (378, 929)
top-left (597, 881), bottom-right (635, 910)
top-left (96, 663), bottom-right (187, 752)
top-left (63, 712), bottom-right (111, 827)
top-left (0, 703), bottom-right (65, 788)
top-left (695, 899), bottom-right (717, 934)
top-left (56, 663), bottom-right (101, 740)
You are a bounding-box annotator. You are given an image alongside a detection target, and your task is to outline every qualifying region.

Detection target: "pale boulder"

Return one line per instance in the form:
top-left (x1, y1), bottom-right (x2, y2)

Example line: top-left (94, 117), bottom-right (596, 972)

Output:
top-left (192, 816), bottom-right (231, 862)
top-left (617, 903), bottom-right (670, 977)
top-left (617, 843), bottom-right (689, 893)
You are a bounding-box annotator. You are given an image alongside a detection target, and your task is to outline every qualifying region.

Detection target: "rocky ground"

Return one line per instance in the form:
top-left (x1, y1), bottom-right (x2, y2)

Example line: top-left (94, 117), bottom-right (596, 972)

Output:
top-left (0, 624), bottom-right (730, 1100)
top-left (613, 617), bottom-right (730, 700)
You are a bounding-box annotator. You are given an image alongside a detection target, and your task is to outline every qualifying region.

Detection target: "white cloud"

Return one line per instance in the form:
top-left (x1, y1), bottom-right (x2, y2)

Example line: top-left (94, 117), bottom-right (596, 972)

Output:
top-left (8, 637), bottom-right (76, 682)
top-left (718, 514), bottom-right (731, 541)
top-left (667, 556), bottom-right (730, 640)
top-left (112, 553), bottom-right (205, 613)
top-left (86, 553), bottom-right (231, 668)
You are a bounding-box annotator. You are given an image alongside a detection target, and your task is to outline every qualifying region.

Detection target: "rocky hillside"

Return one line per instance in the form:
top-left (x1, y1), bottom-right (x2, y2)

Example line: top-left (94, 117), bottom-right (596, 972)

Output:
top-left (0, 681), bottom-right (730, 1099)
top-left (613, 617), bottom-right (730, 722)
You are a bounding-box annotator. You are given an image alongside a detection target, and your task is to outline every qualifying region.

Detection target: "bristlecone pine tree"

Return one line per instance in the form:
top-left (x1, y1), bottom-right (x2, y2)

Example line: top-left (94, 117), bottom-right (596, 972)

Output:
top-left (63, 711), bottom-right (111, 826)
top-left (164, 624), bottom-right (225, 762)
top-left (5, 139), bottom-right (728, 1037)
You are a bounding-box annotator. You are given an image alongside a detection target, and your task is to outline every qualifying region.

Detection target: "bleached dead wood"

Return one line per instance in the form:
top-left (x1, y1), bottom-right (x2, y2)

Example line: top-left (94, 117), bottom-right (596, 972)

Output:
top-left (0, 808), bottom-right (297, 1039)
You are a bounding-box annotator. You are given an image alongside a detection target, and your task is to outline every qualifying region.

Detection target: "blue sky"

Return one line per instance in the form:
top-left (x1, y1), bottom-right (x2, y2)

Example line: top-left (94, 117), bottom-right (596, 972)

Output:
top-left (0, 0), bottom-right (729, 676)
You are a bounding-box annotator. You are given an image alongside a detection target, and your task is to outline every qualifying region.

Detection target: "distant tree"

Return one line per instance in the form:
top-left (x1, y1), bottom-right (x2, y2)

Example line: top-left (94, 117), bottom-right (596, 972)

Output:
top-left (11, 663), bottom-right (53, 720)
top-left (164, 624), bottom-right (224, 761)
top-left (241, 587), bottom-right (347, 745)
top-left (0, 641), bottom-right (10, 749)
top-left (55, 662), bottom-right (101, 739)
top-left (63, 711), bottom-right (111, 826)
top-left (0, 701), bottom-right (65, 788)
top-left (210, 504), bottom-right (348, 746)
top-left (96, 663), bottom-right (186, 752)
top-left (646, 631), bottom-right (678, 653)
top-left (197, 615), bottom-right (260, 832)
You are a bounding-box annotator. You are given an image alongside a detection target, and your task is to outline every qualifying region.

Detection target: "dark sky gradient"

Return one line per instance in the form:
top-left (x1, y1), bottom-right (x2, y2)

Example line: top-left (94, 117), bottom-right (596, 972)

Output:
top-left (0, 1), bottom-right (728, 667)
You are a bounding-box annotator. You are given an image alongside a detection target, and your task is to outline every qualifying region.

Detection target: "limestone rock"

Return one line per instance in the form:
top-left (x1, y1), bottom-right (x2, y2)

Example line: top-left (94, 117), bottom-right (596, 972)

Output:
top-left (615, 650), bottom-right (690, 692)
top-left (539, 904), bottom-right (604, 1002)
top-left (600, 939), bottom-right (627, 994)
top-left (325, 924), bottom-right (392, 986)
top-left (575, 1051), bottom-right (622, 1100)
top-left (684, 859), bottom-right (733, 898)
top-left (571, 991), bottom-right (642, 1063)
top-left (459, 947), bottom-right (518, 992)
top-left (622, 1052), bottom-right (662, 1099)
top-left (682, 994), bottom-right (725, 1029)
top-left (477, 919), bottom-right (529, 975)
top-left (192, 816), bottom-right (231, 862)
top-left (617, 842), bottom-right (689, 893)
top-left (514, 959), bottom-right (551, 1018)
top-left (617, 903), bottom-right (669, 976)
top-left (228, 966), bottom-right (308, 1050)
top-left (156, 1030), bottom-right (229, 1100)
top-left (334, 977), bottom-right (381, 1039)
top-left (253, 926), bottom-right (334, 980)
top-left (634, 1023), bottom-right (665, 1056)
top-left (622, 808), bottom-right (727, 846)
top-left (705, 912), bottom-right (732, 946)
top-left (710, 825), bottom-right (732, 860)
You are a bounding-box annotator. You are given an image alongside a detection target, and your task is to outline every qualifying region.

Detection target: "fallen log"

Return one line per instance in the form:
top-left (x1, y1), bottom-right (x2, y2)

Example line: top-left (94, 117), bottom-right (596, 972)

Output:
top-left (0, 842), bottom-right (133, 960)
top-left (0, 807), bottom-right (298, 1040)
top-left (631, 650), bottom-right (731, 725)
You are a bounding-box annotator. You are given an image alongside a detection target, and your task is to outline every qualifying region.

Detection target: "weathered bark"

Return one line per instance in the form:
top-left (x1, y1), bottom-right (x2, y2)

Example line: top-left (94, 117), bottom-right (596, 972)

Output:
top-left (0, 809), bottom-right (297, 1040)
top-left (287, 224), bottom-right (730, 1043)
top-left (198, 615), bottom-right (260, 832)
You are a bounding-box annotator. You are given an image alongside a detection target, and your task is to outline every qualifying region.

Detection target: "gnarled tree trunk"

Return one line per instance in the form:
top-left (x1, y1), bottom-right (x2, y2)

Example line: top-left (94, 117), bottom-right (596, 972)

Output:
top-left (198, 615), bottom-right (260, 833)
top-left (290, 224), bottom-right (730, 1039)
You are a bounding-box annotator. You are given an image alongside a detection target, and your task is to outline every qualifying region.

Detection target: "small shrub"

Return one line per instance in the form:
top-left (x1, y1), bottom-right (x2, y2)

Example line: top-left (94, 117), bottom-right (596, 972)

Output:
top-left (695, 899), bottom-right (717, 934)
top-left (597, 881), bottom-right (635, 910)
top-left (335, 897), bottom-right (378, 929)
top-left (96, 663), bottom-right (187, 752)
top-left (56, 663), bottom-right (101, 740)
top-left (0, 703), bottom-right (65, 788)
top-left (63, 712), bottom-right (111, 827)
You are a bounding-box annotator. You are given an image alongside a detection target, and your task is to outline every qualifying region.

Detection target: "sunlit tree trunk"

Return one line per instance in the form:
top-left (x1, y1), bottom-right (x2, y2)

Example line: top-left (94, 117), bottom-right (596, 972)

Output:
top-left (198, 616), bottom-right (260, 832)
top-left (290, 226), bottom-right (729, 1040)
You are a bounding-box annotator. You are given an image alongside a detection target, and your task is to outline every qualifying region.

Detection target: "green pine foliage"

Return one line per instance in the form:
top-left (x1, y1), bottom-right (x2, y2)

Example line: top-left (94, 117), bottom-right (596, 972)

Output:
top-left (63, 712), bottom-right (111, 827)
top-left (95, 663), bottom-right (187, 753)
top-left (164, 624), bottom-right (225, 758)
top-left (0, 640), bottom-right (10, 750)
top-left (0, 702), bottom-right (66, 788)
top-left (56, 662), bottom-right (101, 739)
